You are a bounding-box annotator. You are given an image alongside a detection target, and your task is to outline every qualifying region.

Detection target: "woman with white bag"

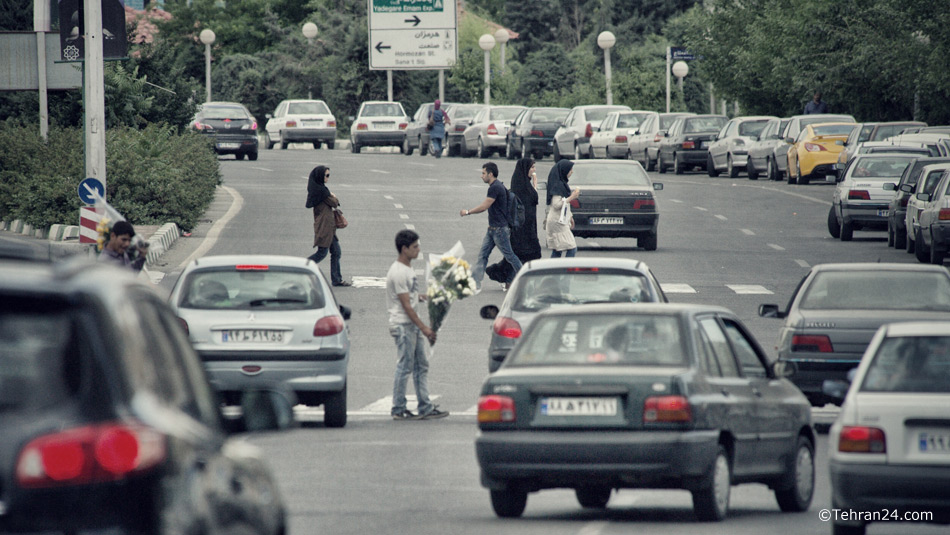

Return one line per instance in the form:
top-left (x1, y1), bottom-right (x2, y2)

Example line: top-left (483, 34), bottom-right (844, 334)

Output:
top-left (544, 159), bottom-right (581, 258)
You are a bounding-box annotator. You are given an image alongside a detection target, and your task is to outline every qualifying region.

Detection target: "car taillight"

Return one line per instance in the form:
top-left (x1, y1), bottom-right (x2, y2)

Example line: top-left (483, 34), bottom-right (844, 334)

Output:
top-left (455, 125), bottom-right (466, 132)
top-left (615, 135), bottom-right (627, 143)
top-left (328, 120), bottom-right (336, 127)
top-left (177, 317), bottom-right (189, 335)
top-left (314, 316), bottom-right (344, 336)
top-left (286, 120), bottom-right (297, 128)
top-left (585, 123), bottom-right (593, 138)
top-left (194, 121), bottom-right (211, 131)
top-left (839, 426), bottom-right (886, 453)
top-left (653, 134), bottom-right (662, 142)
top-left (633, 199), bottom-right (655, 210)
top-left (848, 190), bottom-right (870, 200)
top-left (241, 122), bottom-right (258, 131)
top-left (530, 129), bottom-right (544, 137)
top-left (478, 395), bottom-right (516, 423)
top-left (791, 335), bottom-right (833, 352)
top-left (682, 140), bottom-right (695, 149)
top-left (492, 317), bottom-right (522, 338)
top-left (566, 267), bottom-right (599, 272)
top-left (940, 208), bottom-right (950, 220)
top-left (569, 198), bottom-right (580, 208)
top-left (487, 123), bottom-right (498, 135)
top-left (643, 395), bottom-right (691, 423)
top-left (398, 122), bottom-right (408, 130)
top-left (804, 142), bottom-right (826, 152)
top-left (16, 423), bottom-right (166, 488)
top-left (236, 264), bottom-right (269, 271)
top-left (356, 123), bottom-right (368, 130)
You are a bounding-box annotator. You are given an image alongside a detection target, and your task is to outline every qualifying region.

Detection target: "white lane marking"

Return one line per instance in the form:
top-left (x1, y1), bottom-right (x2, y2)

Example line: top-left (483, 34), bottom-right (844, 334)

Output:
top-left (727, 284), bottom-right (773, 295)
top-left (351, 276), bottom-right (387, 288)
top-left (399, 214), bottom-right (410, 219)
top-left (394, 203), bottom-right (404, 209)
top-left (404, 224), bottom-right (415, 230)
top-left (251, 167), bottom-right (273, 172)
top-left (795, 259), bottom-right (811, 268)
top-left (174, 185), bottom-right (243, 272)
top-left (577, 522), bottom-right (609, 535)
top-left (661, 283), bottom-right (696, 293)
top-left (741, 229), bottom-right (755, 235)
top-left (407, 162), bottom-right (436, 167)
top-left (669, 199), bottom-right (684, 203)
top-left (384, 195), bottom-right (394, 200)
top-left (768, 243), bottom-right (785, 251)
top-left (359, 395), bottom-right (442, 414)
top-left (369, 169), bottom-right (391, 174)
top-left (668, 179), bottom-right (833, 206)
top-left (587, 242), bottom-right (601, 248)
top-left (461, 405), bottom-right (478, 416)
top-left (715, 214), bottom-right (728, 221)
top-left (694, 206), bottom-right (708, 211)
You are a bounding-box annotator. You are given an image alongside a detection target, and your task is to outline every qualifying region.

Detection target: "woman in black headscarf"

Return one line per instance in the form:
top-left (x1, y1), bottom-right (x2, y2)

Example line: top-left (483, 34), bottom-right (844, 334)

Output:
top-left (305, 165), bottom-right (350, 286)
top-left (545, 159), bottom-right (580, 257)
top-left (486, 158), bottom-right (542, 287)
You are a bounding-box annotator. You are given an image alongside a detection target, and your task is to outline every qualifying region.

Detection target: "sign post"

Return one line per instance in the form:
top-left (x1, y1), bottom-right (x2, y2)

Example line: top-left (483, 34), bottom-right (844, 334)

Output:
top-left (368, 0), bottom-right (458, 71)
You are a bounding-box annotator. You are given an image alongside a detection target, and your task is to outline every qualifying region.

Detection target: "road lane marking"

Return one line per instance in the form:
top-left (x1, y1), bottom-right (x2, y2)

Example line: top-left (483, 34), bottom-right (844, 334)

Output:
top-left (694, 206), bottom-right (708, 211)
top-left (577, 522), bottom-right (609, 535)
top-left (587, 242), bottom-right (601, 247)
top-left (399, 214), bottom-right (410, 219)
top-left (669, 199), bottom-right (683, 203)
top-left (369, 169), bottom-right (391, 174)
top-left (404, 224), bottom-right (415, 230)
top-left (425, 178), bottom-right (438, 181)
top-left (741, 229), bottom-right (755, 235)
top-left (384, 195), bottom-right (394, 200)
top-left (394, 203), bottom-right (404, 208)
top-left (661, 283), bottom-right (696, 293)
top-left (768, 243), bottom-right (785, 251)
top-left (351, 276), bottom-right (387, 288)
top-left (727, 284), bottom-right (773, 295)
top-left (795, 259), bottom-right (811, 268)
top-left (251, 167), bottom-right (273, 172)
top-left (358, 395), bottom-right (442, 414)
top-left (174, 185), bottom-right (243, 272)
top-left (715, 214), bottom-right (728, 220)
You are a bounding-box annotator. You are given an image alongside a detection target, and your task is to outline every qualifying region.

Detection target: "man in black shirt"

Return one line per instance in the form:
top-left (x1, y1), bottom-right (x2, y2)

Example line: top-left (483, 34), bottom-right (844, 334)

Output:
top-left (804, 90), bottom-right (829, 114)
top-left (460, 162), bottom-right (523, 292)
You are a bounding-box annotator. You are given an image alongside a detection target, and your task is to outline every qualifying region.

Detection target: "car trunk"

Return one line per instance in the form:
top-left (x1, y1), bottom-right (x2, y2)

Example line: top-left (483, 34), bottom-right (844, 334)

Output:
top-left (853, 393), bottom-right (950, 464)
top-left (797, 310), bottom-right (950, 357)
top-left (848, 176), bottom-right (905, 202)
top-left (574, 187), bottom-right (655, 213)
top-left (686, 132), bottom-right (716, 150)
top-left (532, 122), bottom-right (561, 137)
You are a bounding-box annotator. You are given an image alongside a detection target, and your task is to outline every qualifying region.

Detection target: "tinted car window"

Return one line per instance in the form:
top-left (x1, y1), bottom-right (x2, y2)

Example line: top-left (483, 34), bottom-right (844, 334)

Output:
top-left (452, 105), bottom-right (482, 119)
top-left (813, 124), bottom-right (857, 136)
top-left (698, 318), bottom-right (739, 377)
top-left (800, 115), bottom-right (854, 128)
top-left (617, 113), bottom-right (650, 128)
top-left (584, 108), bottom-right (616, 123)
top-left (489, 108), bottom-right (524, 121)
top-left (570, 164), bottom-right (651, 186)
top-left (288, 102), bottom-right (330, 114)
top-left (872, 124), bottom-right (910, 141)
top-left (861, 336), bottom-right (950, 393)
top-left (799, 271), bottom-right (950, 311)
top-left (723, 320), bottom-right (767, 378)
top-left (659, 115), bottom-right (681, 129)
top-left (362, 103), bottom-right (404, 117)
top-left (530, 109), bottom-right (568, 122)
top-left (178, 267), bottom-right (326, 310)
top-left (684, 117), bottom-right (726, 133)
top-left (201, 106), bottom-right (249, 119)
top-left (512, 269), bottom-right (655, 312)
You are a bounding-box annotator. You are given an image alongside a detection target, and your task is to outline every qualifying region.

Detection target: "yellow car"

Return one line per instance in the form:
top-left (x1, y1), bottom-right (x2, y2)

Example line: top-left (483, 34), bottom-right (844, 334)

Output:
top-left (786, 122), bottom-right (856, 185)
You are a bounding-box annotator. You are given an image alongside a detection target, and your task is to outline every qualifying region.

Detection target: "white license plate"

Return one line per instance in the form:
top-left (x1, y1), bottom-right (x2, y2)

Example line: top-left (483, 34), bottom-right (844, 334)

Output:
top-left (541, 397), bottom-right (618, 416)
top-left (877, 210), bottom-right (889, 217)
top-left (590, 217), bottom-right (623, 225)
top-left (375, 122), bottom-right (395, 130)
top-left (221, 330), bottom-right (284, 343)
top-left (304, 120), bottom-right (322, 127)
top-left (700, 141), bottom-right (708, 148)
top-left (919, 432), bottom-right (950, 453)
top-left (548, 141), bottom-right (554, 147)
top-left (217, 142), bottom-right (240, 149)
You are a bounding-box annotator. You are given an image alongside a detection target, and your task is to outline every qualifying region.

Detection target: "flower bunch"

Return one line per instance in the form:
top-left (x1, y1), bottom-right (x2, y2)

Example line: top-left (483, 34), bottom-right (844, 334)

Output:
top-left (95, 216), bottom-right (112, 252)
top-left (427, 255), bottom-right (476, 336)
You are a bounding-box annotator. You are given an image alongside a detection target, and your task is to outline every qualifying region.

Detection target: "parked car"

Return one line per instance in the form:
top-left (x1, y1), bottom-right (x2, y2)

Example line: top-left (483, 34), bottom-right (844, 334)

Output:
top-left (478, 257), bottom-right (668, 371)
top-left (786, 122), bottom-right (856, 185)
top-left (836, 141), bottom-right (934, 177)
top-left (192, 101), bottom-right (259, 160)
top-left (169, 255), bottom-right (352, 428)
top-left (707, 115), bottom-right (777, 178)
top-left (836, 122), bottom-right (926, 163)
top-left (446, 104), bottom-right (485, 157)
top-left (829, 154), bottom-right (916, 240)
top-left (746, 117), bottom-right (790, 180)
top-left (403, 102), bottom-right (435, 156)
top-left (0, 256), bottom-right (293, 534)
top-left (657, 114), bottom-right (728, 174)
top-left (884, 133), bottom-right (950, 157)
top-left (263, 99), bottom-right (337, 150)
top-left (553, 104), bottom-right (632, 161)
top-left (461, 105), bottom-right (526, 158)
top-left (758, 262), bottom-right (950, 406)
top-left (910, 167), bottom-right (950, 264)
top-left (777, 114), bottom-right (856, 179)
top-left (349, 100), bottom-right (409, 153)
top-left (505, 107), bottom-right (570, 160)
top-left (887, 157), bottom-right (950, 250)
top-left (903, 163), bottom-right (950, 255)
top-left (826, 321), bottom-right (950, 535)
top-left (627, 112), bottom-right (694, 171)
top-left (588, 110), bottom-right (655, 159)
top-left (476, 303), bottom-right (815, 520)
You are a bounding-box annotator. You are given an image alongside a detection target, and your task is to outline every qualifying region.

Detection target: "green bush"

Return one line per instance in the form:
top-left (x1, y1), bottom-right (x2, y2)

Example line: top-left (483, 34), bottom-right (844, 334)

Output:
top-left (0, 122), bottom-right (220, 232)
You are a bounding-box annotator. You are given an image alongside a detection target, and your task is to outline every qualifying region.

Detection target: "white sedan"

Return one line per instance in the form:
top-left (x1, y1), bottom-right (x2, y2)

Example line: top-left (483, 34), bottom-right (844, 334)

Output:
top-left (588, 111), bottom-right (655, 159)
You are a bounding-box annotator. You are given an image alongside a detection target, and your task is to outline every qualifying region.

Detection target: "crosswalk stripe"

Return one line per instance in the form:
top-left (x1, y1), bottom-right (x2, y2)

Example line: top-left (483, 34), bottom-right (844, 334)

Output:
top-left (726, 284), bottom-right (773, 295)
top-left (351, 276), bottom-right (387, 288)
top-left (350, 278), bottom-right (775, 295)
top-left (661, 283), bottom-right (696, 293)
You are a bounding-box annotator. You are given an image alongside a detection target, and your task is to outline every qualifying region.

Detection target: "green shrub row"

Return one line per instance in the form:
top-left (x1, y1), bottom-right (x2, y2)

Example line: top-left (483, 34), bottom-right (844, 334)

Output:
top-left (0, 122), bottom-right (221, 232)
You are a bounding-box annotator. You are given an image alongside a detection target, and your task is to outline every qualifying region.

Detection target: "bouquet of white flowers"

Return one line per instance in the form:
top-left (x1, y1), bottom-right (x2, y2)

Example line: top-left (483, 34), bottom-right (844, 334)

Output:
top-left (426, 243), bottom-right (477, 342)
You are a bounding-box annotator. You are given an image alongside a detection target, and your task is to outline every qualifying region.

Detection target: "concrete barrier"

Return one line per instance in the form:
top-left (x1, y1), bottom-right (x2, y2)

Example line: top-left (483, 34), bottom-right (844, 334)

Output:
top-left (61, 226), bottom-right (80, 240)
top-left (10, 220), bottom-right (23, 233)
top-left (48, 224), bottom-right (65, 241)
top-left (20, 223), bottom-right (33, 236)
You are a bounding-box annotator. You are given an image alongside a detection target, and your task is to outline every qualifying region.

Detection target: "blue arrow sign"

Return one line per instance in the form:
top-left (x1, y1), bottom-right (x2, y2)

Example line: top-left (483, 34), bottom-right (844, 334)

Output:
top-left (78, 177), bottom-right (104, 205)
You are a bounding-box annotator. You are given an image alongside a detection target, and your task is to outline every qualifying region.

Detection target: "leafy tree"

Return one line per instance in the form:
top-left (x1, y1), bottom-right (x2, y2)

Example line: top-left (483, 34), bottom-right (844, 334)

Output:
top-left (0, 0), bottom-right (31, 31)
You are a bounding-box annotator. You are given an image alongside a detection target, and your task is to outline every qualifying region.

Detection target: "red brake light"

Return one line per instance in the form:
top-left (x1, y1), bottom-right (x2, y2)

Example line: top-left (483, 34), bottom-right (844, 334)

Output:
top-left (643, 395), bottom-right (691, 423)
top-left (455, 125), bottom-right (466, 132)
top-left (804, 142), bottom-right (826, 152)
top-left (940, 208), bottom-right (950, 220)
top-left (633, 199), bottom-right (655, 210)
top-left (839, 426), bottom-right (886, 453)
top-left (177, 317), bottom-right (189, 335)
top-left (791, 335), bottom-right (833, 352)
top-left (478, 395), bottom-right (516, 423)
top-left (530, 129), bottom-right (544, 137)
top-left (357, 123), bottom-right (368, 130)
top-left (566, 267), bottom-right (599, 272)
top-left (194, 121), bottom-right (211, 131)
top-left (492, 317), bottom-right (522, 339)
top-left (569, 198), bottom-right (580, 208)
top-left (286, 120), bottom-right (297, 128)
top-left (848, 190), bottom-right (870, 200)
top-left (487, 123), bottom-right (498, 135)
top-left (398, 122), bottom-right (408, 130)
top-left (314, 315), bottom-right (345, 337)
top-left (682, 140), bottom-right (695, 149)
top-left (241, 121), bottom-right (258, 131)
top-left (235, 264), bottom-right (269, 271)
top-left (327, 120), bottom-right (336, 127)
top-left (585, 123), bottom-right (593, 138)
top-left (653, 134), bottom-right (662, 142)
top-left (615, 135), bottom-right (627, 143)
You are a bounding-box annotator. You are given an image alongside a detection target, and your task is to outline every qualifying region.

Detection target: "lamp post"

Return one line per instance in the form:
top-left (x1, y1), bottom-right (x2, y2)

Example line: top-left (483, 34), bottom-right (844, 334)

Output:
top-left (478, 34), bottom-right (496, 106)
top-left (597, 31), bottom-right (616, 105)
top-left (302, 22), bottom-right (318, 98)
top-left (672, 60), bottom-right (688, 110)
top-left (199, 29), bottom-right (215, 103)
top-left (494, 28), bottom-right (509, 73)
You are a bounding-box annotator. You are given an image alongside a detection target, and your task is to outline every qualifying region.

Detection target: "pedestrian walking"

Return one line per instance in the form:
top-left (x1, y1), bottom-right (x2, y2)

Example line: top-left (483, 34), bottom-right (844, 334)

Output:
top-left (804, 90), bottom-right (829, 114)
top-left (486, 158), bottom-right (542, 287)
top-left (305, 165), bottom-right (351, 286)
top-left (460, 162), bottom-right (523, 291)
top-left (545, 159), bottom-right (580, 258)
top-left (428, 99), bottom-right (451, 158)
top-left (387, 229), bottom-right (448, 421)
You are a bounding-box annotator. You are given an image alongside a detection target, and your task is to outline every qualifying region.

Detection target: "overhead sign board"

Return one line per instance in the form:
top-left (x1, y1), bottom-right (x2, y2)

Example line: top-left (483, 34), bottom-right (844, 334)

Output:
top-left (368, 0), bottom-right (458, 70)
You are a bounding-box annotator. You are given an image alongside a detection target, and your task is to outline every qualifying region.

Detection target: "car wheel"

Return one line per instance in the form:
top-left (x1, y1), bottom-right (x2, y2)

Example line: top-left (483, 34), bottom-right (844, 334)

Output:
top-left (402, 137), bottom-right (413, 156)
top-left (506, 138), bottom-right (516, 160)
top-left (894, 225), bottom-right (907, 249)
top-left (766, 157), bottom-right (777, 181)
top-left (350, 141), bottom-right (360, 154)
top-left (235, 153), bottom-right (245, 160)
top-left (247, 151), bottom-right (258, 161)
top-left (840, 219), bottom-right (853, 241)
top-left (657, 153), bottom-right (667, 174)
top-left (639, 230), bottom-right (658, 251)
top-left (916, 229), bottom-right (931, 262)
top-left (574, 143), bottom-right (583, 160)
top-left (312, 142), bottom-right (320, 149)
top-left (774, 436), bottom-right (815, 512)
top-left (727, 155), bottom-right (740, 178)
top-left (327, 140), bottom-right (335, 150)
top-left (707, 154), bottom-right (720, 177)
top-left (575, 487), bottom-right (611, 509)
top-left (797, 162), bottom-right (810, 185)
top-left (828, 207), bottom-right (841, 238)
top-left (420, 137), bottom-right (429, 156)
top-left (747, 159), bottom-right (759, 180)
top-left (264, 132), bottom-right (275, 150)
top-left (930, 235), bottom-right (945, 264)
top-left (674, 153), bottom-right (684, 175)
top-left (645, 150), bottom-right (656, 172)
top-left (553, 143), bottom-right (563, 162)
top-left (692, 445), bottom-right (731, 522)
top-left (477, 137), bottom-right (490, 158)
top-left (448, 143), bottom-right (460, 157)
top-left (490, 489), bottom-right (527, 518)
top-left (887, 222), bottom-right (895, 247)
top-left (323, 382), bottom-right (347, 428)
top-left (589, 144), bottom-right (596, 159)
top-left (280, 131), bottom-right (288, 150)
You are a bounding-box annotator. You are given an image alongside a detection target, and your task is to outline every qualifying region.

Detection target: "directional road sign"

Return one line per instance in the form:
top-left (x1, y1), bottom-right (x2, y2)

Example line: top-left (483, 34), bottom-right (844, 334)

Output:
top-left (78, 177), bottom-right (105, 205)
top-left (368, 0), bottom-right (458, 70)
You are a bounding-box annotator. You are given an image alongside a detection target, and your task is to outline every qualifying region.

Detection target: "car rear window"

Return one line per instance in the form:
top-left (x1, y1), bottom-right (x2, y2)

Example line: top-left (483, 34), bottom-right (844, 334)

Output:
top-left (361, 103), bottom-right (405, 117)
top-left (201, 106), bottom-right (249, 120)
top-left (617, 113), bottom-right (651, 129)
top-left (288, 101), bottom-right (330, 115)
top-left (178, 267), bottom-right (326, 310)
top-left (799, 271), bottom-right (950, 311)
top-left (489, 108), bottom-right (524, 121)
top-left (861, 336), bottom-right (950, 393)
top-left (871, 124), bottom-right (913, 141)
top-left (584, 108), bottom-right (625, 123)
top-left (850, 157), bottom-right (914, 178)
top-left (570, 164), bottom-right (651, 187)
top-left (508, 314), bottom-right (686, 367)
top-left (512, 269), bottom-right (656, 313)
top-left (738, 120), bottom-right (770, 137)
top-left (529, 109), bottom-right (568, 123)
top-left (451, 105), bottom-right (483, 119)
top-left (813, 124), bottom-right (857, 136)
top-left (684, 117), bottom-right (726, 133)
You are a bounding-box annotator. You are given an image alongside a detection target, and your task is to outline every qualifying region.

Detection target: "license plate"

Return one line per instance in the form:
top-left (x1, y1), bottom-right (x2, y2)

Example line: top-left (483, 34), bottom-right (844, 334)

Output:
top-left (541, 397), bottom-right (618, 416)
top-left (877, 210), bottom-right (888, 217)
top-left (919, 432), bottom-right (950, 453)
top-left (590, 217), bottom-right (623, 225)
top-left (700, 141), bottom-right (708, 148)
top-left (548, 141), bottom-right (554, 147)
top-left (375, 122), bottom-right (395, 130)
top-left (217, 142), bottom-right (240, 149)
top-left (221, 330), bottom-right (284, 343)
top-left (304, 120), bottom-right (322, 127)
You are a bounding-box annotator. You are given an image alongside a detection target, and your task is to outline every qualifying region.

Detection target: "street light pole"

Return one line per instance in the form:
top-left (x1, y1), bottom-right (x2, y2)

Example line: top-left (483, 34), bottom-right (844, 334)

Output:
top-left (302, 22), bottom-right (318, 99)
top-left (494, 28), bottom-right (509, 73)
top-left (597, 31), bottom-right (616, 106)
top-left (672, 60), bottom-right (689, 111)
top-left (478, 34), bottom-right (495, 106)
top-left (199, 29), bottom-right (215, 103)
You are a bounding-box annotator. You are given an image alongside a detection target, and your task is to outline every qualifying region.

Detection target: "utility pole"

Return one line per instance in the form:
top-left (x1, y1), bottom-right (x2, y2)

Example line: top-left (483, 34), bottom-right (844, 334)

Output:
top-left (84, 0), bottom-right (107, 199)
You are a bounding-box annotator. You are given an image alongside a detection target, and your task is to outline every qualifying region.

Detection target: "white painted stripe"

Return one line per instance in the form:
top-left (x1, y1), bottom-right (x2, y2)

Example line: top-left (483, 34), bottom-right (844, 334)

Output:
top-left (768, 243), bottom-right (785, 251)
top-left (369, 169), bottom-right (391, 174)
top-left (404, 224), bottom-right (415, 230)
top-left (577, 522), bottom-right (609, 535)
top-left (251, 167), bottom-right (273, 172)
top-left (661, 283), bottom-right (696, 293)
top-left (394, 203), bottom-right (404, 209)
top-left (359, 395), bottom-right (441, 413)
top-left (694, 206), bottom-right (708, 211)
top-left (384, 195), bottom-right (394, 200)
top-left (587, 242), bottom-right (601, 248)
top-left (669, 199), bottom-right (684, 203)
top-left (399, 214), bottom-right (410, 219)
top-left (461, 405), bottom-right (479, 416)
top-left (174, 186), bottom-right (243, 272)
top-left (715, 214), bottom-right (728, 221)
top-left (741, 229), bottom-right (755, 235)
top-left (727, 284), bottom-right (773, 295)
top-left (351, 276), bottom-right (387, 288)
top-left (795, 259), bottom-right (811, 268)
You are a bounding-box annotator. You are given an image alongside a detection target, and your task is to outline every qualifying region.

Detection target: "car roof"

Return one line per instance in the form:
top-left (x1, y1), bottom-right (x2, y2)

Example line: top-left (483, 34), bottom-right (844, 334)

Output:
top-left (734, 115), bottom-right (778, 121)
top-left (0, 257), bottom-right (157, 303)
top-left (519, 256), bottom-right (652, 272)
top-left (533, 302), bottom-right (732, 318)
top-left (573, 105), bottom-right (632, 110)
top-left (806, 122), bottom-right (856, 129)
top-left (201, 101), bottom-right (247, 108)
top-left (184, 255), bottom-right (316, 270)
top-left (918, 162), bottom-right (950, 172)
top-left (851, 153), bottom-right (918, 162)
top-left (282, 99), bottom-right (328, 104)
top-left (810, 262), bottom-right (950, 273)
top-left (883, 321), bottom-right (950, 337)
top-left (790, 113), bottom-right (856, 120)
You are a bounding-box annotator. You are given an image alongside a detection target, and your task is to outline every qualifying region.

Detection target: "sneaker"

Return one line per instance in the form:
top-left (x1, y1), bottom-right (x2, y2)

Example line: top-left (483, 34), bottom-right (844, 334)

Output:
top-left (474, 285), bottom-right (482, 295)
top-left (392, 409), bottom-right (418, 420)
top-left (419, 408), bottom-right (449, 420)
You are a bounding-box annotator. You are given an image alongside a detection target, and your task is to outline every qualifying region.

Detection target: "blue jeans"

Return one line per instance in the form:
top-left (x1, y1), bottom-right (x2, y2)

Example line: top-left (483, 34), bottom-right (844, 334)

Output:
top-left (390, 323), bottom-right (433, 415)
top-left (472, 226), bottom-right (523, 285)
top-left (307, 235), bottom-right (342, 285)
top-left (430, 135), bottom-right (444, 157)
top-left (551, 248), bottom-right (577, 258)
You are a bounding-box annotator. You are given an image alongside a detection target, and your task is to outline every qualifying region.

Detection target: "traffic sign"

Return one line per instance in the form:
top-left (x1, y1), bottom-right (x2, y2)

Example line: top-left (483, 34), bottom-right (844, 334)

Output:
top-left (78, 177), bottom-right (104, 205)
top-left (368, 0), bottom-right (458, 70)
top-left (671, 47), bottom-right (701, 61)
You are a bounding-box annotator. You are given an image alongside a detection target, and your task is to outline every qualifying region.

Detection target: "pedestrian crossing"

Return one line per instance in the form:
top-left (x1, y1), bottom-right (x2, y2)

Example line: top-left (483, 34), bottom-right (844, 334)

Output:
top-left (294, 395), bottom-right (479, 422)
top-left (348, 277), bottom-right (774, 295)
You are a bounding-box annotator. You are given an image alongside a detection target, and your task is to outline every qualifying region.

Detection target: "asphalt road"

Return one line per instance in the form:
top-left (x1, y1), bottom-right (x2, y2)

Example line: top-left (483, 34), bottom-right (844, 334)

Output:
top-left (145, 147), bottom-right (945, 535)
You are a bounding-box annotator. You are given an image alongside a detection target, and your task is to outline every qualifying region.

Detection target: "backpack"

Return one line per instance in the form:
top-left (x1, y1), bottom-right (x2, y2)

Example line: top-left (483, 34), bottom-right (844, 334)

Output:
top-left (507, 188), bottom-right (526, 229)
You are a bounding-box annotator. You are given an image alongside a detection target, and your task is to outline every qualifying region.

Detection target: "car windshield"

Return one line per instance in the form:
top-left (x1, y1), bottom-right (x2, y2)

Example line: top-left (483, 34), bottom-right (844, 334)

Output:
top-left (849, 157), bottom-right (915, 178)
top-left (812, 124), bottom-right (857, 136)
top-left (684, 117), bottom-right (726, 133)
top-left (201, 106), bottom-right (249, 120)
top-left (511, 270), bottom-right (655, 313)
top-left (617, 113), bottom-right (652, 129)
top-left (569, 164), bottom-right (651, 187)
top-left (288, 102), bottom-right (330, 115)
top-left (857, 124), bottom-right (875, 142)
top-left (361, 103), bottom-right (404, 117)
top-left (738, 120), bottom-right (770, 137)
top-left (507, 313), bottom-right (686, 367)
top-left (865, 146), bottom-right (930, 156)
top-left (860, 336), bottom-right (950, 393)
top-left (799, 270), bottom-right (950, 311)
top-left (179, 267), bottom-right (326, 310)
top-left (529, 109), bottom-right (568, 123)
top-left (489, 108), bottom-right (525, 121)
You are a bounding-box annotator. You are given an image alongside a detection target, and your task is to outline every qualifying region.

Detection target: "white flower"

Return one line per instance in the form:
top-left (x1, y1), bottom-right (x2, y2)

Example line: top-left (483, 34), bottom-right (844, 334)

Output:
top-left (462, 288), bottom-right (473, 296)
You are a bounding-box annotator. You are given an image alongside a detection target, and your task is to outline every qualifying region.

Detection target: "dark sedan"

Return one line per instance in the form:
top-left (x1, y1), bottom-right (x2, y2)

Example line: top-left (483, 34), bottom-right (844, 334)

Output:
top-left (759, 262), bottom-right (950, 406)
top-left (192, 101), bottom-right (260, 160)
top-left (476, 304), bottom-right (815, 521)
top-left (657, 114), bottom-right (728, 174)
top-left (566, 160), bottom-right (663, 249)
top-left (506, 107), bottom-right (570, 160)
top-left (887, 156), bottom-right (950, 249)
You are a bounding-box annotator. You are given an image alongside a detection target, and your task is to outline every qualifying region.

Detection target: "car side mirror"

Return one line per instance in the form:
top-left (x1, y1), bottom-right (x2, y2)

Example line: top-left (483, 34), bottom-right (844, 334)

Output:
top-left (222, 387), bottom-right (298, 434)
top-left (758, 303), bottom-right (785, 318)
top-left (664, 132), bottom-right (670, 138)
top-left (883, 182), bottom-right (897, 191)
top-left (480, 305), bottom-right (499, 320)
top-left (821, 379), bottom-right (851, 402)
top-left (633, 129), bottom-right (640, 135)
top-left (917, 192), bottom-right (932, 202)
top-left (900, 184), bottom-right (914, 193)
top-left (773, 360), bottom-right (796, 379)
top-left (653, 182), bottom-right (664, 191)
top-left (339, 304), bottom-right (351, 320)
